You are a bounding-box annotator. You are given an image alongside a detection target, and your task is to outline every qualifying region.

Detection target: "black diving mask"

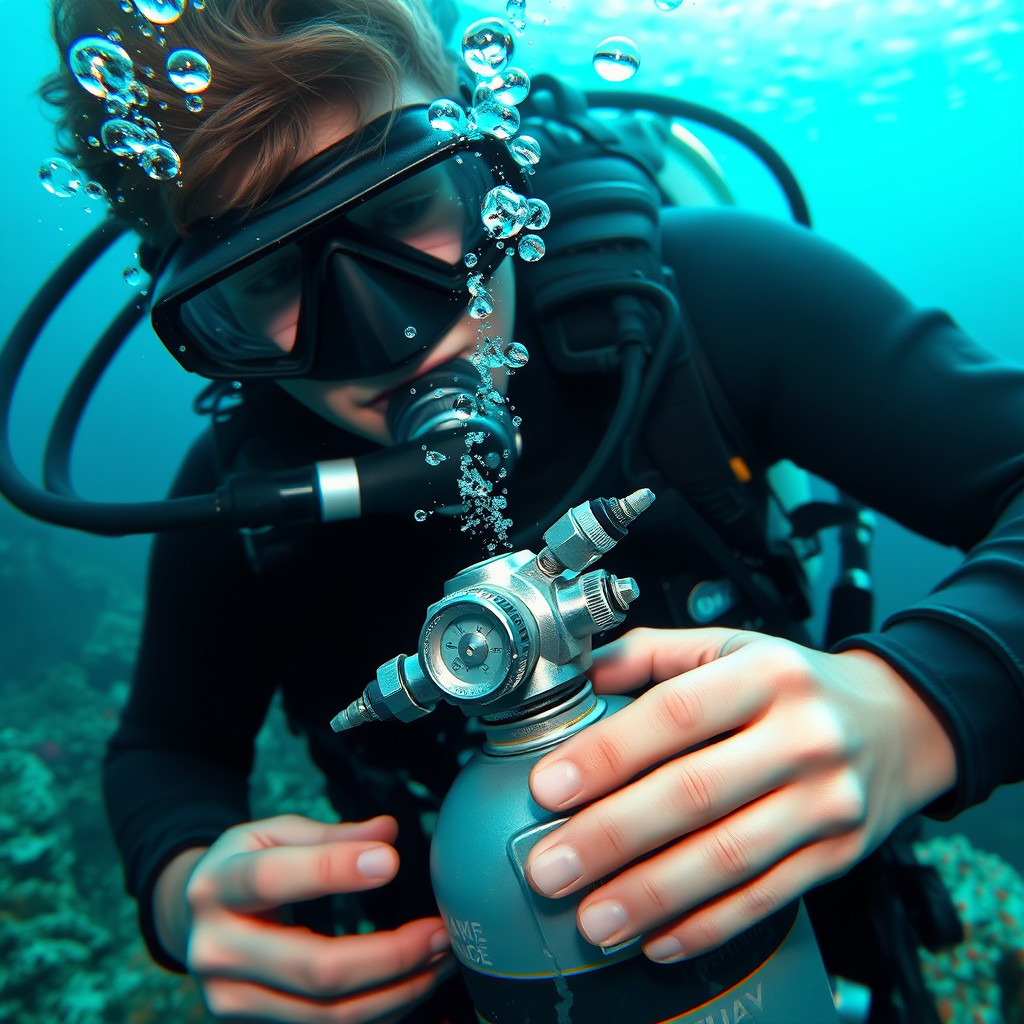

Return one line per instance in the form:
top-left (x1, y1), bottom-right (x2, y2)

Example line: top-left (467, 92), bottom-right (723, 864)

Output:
top-left (151, 105), bottom-right (528, 381)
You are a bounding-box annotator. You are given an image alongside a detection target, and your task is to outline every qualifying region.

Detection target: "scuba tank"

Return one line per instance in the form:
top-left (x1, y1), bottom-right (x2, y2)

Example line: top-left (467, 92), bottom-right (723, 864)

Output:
top-left (331, 490), bottom-right (840, 1023)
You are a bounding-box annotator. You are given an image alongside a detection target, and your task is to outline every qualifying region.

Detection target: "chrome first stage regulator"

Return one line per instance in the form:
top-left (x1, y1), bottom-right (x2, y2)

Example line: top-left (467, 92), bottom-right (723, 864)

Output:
top-left (332, 490), bottom-right (839, 1024)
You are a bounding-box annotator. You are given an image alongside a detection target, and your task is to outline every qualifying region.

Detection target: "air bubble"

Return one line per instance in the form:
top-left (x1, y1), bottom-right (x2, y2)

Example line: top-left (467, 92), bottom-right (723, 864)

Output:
top-left (462, 18), bottom-right (514, 77)
top-left (506, 0), bottom-right (527, 35)
top-left (67, 36), bottom-right (134, 100)
top-left (481, 184), bottom-right (530, 238)
top-left (654, 0), bottom-right (684, 8)
top-left (463, 252), bottom-right (478, 268)
top-left (469, 292), bottom-right (494, 319)
top-left (404, 326), bottom-right (417, 339)
top-left (471, 100), bottom-right (520, 140)
top-left (503, 342), bottom-right (530, 368)
top-left (525, 198), bottom-right (550, 230)
top-left (123, 266), bottom-right (143, 287)
top-left (39, 158), bottom-right (82, 198)
top-left (84, 181), bottom-right (108, 203)
top-left (101, 118), bottom-right (154, 156)
top-left (593, 37), bottom-right (641, 82)
top-left (425, 451), bottom-right (447, 467)
top-left (428, 98), bottom-right (468, 133)
top-left (512, 415), bottom-right (523, 428)
top-left (185, 95), bottom-right (204, 113)
top-left (139, 140), bottom-right (181, 180)
top-left (133, 0), bottom-right (186, 25)
top-left (128, 83), bottom-right (148, 109)
top-left (510, 135), bottom-right (541, 167)
top-left (105, 95), bottom-right (132, 118)
top-left (453, 394), bottom-right (476, 419)
top-left (414, 509), bottom-right (429, 522)
top-left (518, 234), bottom-right (544, 261)
top-left (167, 48), bottom-right (212, 92)
top-left (479, 67), bottom-right (530, 106)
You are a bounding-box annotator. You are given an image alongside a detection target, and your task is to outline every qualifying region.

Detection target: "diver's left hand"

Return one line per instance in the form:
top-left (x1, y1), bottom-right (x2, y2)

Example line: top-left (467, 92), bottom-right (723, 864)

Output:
top-left (524, 627), bottom-right (957, 962)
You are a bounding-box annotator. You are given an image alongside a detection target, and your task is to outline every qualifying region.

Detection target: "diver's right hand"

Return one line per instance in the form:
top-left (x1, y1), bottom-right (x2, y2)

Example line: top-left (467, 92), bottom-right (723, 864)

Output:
top-left (163, 814), bottom-right (453, 1023)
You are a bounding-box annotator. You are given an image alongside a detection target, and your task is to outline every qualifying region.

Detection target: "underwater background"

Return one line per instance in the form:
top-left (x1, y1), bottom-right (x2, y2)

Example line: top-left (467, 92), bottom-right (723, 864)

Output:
top-left (1, 0), bottom-right (1022, 1021)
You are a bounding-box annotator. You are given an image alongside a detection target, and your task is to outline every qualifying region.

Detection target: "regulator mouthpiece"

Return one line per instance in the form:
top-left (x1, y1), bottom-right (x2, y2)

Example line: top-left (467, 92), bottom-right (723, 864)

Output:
top-left (314, 359), bottom-right (521, 523)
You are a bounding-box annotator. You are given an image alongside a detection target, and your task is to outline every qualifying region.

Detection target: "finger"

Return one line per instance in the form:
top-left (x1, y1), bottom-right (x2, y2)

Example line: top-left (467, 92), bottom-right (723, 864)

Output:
top-left (530, 643), bottom-right (771, 811)
top-left (588, 627), bottom-right (750, 695)
top-left (569, 774), bottom-right (865, 954)
top-left (218, 816), bottom-right (399, 857)
top-left (527, 724), bottom-right (790, 898)
top-left (639, 829), bottom-right (865, 964)
top-left (200, 954), bottom-right (455, 1024)
top-left (190, 916), bottom-right (452, 999)
top-left (209, 840), bottom-right (401, 912)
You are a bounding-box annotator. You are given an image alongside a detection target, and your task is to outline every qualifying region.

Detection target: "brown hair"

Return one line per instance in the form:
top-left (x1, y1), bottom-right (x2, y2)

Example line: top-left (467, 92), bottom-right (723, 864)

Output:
top-left (41, 0), bottom-right (458, 249)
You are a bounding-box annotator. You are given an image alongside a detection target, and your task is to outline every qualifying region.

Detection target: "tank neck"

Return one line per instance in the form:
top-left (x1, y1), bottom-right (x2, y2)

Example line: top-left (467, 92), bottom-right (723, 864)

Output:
top-left (480, 679), bottom-right (602, 756)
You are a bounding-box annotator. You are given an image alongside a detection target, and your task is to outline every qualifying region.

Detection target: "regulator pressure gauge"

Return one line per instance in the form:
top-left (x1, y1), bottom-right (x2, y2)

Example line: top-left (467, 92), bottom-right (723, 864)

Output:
top-left (421, 590), bottom-right (534, 704)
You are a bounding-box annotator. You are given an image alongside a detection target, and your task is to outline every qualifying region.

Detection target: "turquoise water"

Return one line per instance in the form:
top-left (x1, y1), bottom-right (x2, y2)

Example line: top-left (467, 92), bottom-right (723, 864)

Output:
top-left (1, 0), bottom-right (1021, 602)
top-left (0, 3), bottom-right (1022, 1020)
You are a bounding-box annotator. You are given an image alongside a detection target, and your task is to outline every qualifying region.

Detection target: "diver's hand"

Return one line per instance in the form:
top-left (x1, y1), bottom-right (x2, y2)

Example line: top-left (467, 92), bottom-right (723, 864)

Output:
top-left (524, 627), bottom-right (957, 963)
top-left (164, 814), bottom-right (453, 1023)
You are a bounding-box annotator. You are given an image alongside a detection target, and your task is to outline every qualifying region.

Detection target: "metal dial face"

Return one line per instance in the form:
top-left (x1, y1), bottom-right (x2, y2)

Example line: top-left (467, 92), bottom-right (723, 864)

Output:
top-left (421, 593), bottom-right (531, 703)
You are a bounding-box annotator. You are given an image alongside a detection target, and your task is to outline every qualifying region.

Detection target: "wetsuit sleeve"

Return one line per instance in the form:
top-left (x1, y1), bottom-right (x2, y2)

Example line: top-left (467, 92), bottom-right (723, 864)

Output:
top-left (662, 207), bottom-right (1024, 816)
top-left (103, 427), bottom-right (281, 970)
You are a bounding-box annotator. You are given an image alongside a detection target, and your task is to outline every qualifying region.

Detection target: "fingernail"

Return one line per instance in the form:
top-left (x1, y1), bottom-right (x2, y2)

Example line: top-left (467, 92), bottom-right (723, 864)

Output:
top-left (531, 761), bottom-right (582, 808)
top-left (579, 900), bottom-right (629, 945)
top-left (355, 847), bottom-right (395, 879)
top-left (529, 844), bottom-right (583, 895)
top-left (646, 935), bottom-right (685, 962)
top-left (429, 928), bottom-right (451, 955)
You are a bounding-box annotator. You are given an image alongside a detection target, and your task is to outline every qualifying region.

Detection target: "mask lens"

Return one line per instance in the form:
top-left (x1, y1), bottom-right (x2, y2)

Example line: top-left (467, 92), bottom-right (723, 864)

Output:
top-left (348, 160), bottom-right (469, 265)
top-left (168, 148), bottom-right (510, 378)
top-left (179, 242), bottom-right (303, 364)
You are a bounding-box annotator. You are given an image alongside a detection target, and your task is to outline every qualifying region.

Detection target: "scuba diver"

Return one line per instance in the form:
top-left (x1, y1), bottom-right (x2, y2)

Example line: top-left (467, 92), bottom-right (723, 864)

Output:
top-left (3, 0), bottom-right (1024, 1021)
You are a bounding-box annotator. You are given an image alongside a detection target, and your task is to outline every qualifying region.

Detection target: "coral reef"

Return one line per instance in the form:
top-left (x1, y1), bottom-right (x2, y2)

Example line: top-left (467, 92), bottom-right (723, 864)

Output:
top-left (0, 521), bottom-right (333, 1023)
top-left (916, 834), bottom-right (1024, 1024)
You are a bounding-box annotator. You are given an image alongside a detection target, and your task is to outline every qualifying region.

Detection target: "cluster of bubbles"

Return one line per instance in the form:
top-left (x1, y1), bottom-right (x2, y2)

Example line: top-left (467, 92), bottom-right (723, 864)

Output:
top-left (42, 1), bottom-right (215, 208)
top-left (418, 11), bottom-right (556, 548)
top-left (413, 333), bottom-right (529, 551)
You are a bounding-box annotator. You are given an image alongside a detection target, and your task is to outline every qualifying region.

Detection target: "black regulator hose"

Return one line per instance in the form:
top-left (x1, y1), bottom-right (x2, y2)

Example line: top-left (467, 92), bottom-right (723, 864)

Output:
top-left (43, 295), bottom-right (146, 496)
top-left (510, 281), bottom-right (680, 547)
top-left (2, 227), bottom-right (522, 534)
top-left (586, 90), bottom-right (812, 229)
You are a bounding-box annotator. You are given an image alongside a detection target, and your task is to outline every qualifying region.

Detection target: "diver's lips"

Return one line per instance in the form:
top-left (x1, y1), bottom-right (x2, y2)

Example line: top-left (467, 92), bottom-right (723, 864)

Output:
top-left (361, 355), bottom-right (457, 413)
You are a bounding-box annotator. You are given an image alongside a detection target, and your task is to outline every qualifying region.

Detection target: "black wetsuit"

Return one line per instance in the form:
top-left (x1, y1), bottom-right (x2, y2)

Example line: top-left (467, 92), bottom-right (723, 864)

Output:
top-left (104, 208), bottom-right (1024, 1013)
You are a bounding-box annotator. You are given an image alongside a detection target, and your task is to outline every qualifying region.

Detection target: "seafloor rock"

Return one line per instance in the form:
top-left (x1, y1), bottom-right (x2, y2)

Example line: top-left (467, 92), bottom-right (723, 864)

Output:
top-left (916, 834), bottom-right (1024, 1024)
top-left (0, 524), bottom-right (330, 1023)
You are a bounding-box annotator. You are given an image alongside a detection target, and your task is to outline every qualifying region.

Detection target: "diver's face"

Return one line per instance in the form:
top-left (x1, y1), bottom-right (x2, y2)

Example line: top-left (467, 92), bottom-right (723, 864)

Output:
top-left (236, 87), bottom-right (516, 445)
